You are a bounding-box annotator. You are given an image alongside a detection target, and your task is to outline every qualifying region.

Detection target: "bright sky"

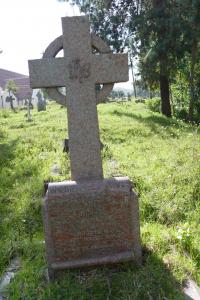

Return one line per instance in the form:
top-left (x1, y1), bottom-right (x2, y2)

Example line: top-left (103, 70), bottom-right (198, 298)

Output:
top-left (0, 0), bottom-right (132, 90)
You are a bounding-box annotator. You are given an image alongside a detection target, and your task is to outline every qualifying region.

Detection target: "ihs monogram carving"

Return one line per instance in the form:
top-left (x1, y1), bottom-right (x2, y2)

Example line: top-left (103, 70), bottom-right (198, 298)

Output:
top-left (69, 58), bottom-right (91, 83)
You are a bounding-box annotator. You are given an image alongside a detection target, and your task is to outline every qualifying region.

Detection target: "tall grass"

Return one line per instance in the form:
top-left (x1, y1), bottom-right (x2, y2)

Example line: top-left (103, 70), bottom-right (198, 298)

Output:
top-left (0, 101), bottom-right (199, 299)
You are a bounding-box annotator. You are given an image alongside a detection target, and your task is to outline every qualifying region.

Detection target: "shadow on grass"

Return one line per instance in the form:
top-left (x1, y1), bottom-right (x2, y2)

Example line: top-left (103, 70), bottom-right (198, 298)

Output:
top-left (0, 138), bottom-right (21, 224)
top-left (0, 139), bottom-right (22, 270)
top-left (0, 138), bottom-right (23, 199)
top-left (9, 247), bottom-right (191, 299)
top-left (56, 248), bottom-right (189, 300)
top-left (111, 110), bottom-right (195, 138)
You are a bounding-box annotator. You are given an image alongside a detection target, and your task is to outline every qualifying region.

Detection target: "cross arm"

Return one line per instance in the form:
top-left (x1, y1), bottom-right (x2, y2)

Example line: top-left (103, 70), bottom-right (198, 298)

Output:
top-left (28, 58), bottom-right (67, 88)
top-left (93, 53), bottom-right (129, 85)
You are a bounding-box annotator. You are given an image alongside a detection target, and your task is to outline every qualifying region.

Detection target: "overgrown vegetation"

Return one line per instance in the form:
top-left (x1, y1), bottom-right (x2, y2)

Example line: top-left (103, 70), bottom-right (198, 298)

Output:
top-left (0, 101), bottom-right (199, 299)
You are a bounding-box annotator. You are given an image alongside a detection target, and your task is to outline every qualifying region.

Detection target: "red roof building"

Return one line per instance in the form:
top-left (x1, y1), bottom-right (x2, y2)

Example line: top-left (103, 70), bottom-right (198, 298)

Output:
top-left (0, 68), bottom-right (32, 101)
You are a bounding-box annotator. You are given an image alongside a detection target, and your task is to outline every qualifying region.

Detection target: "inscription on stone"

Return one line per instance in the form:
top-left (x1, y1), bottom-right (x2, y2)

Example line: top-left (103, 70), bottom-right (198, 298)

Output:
top-left (69, 58), bottom-right (91, 82)
top-left (46, 180), bottom-right (138, 264)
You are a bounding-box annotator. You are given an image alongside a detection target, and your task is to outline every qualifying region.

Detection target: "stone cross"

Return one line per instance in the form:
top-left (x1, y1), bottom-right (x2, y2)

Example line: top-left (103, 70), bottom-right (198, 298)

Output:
top-left (28, 16), bottom-right (141, 278)
top-left (29, 16), bottom-right (128, 181)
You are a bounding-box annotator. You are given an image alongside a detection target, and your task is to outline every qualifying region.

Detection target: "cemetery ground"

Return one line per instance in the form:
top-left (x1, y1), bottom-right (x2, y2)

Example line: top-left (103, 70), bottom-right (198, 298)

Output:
top-left (0, 100), bottom-right (199, 299)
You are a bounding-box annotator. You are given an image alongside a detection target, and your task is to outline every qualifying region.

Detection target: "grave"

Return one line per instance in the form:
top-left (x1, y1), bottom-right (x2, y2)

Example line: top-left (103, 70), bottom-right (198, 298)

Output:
top-left (36, 90), bottom-right (46, 112)
top-left (29, 16), bottom-right (141, 279)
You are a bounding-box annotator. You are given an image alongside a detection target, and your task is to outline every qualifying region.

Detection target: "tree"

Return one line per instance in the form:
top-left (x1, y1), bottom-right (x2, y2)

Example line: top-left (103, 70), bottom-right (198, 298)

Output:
top-left (182, 0), bottom-right (200, 121)
top-left (152, 0), bottom-right (171, 116)
top-left (60, 0), bottom-right (173, 116)
top-left (169, 0), bottom-right (200, 122)
top-left (5, 80), bottom-right (18, 110)
top-left (59, 0), bottom-right (200, 121)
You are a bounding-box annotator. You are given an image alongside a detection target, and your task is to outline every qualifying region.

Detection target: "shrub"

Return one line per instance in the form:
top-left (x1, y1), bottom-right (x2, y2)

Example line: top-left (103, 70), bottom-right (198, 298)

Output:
top-left (146, 97), bottom-right (161, 113)
top-left (173, 107), bottom-right (188, 121)
top-left (0, 110), bottom-right (10, 118)
top-left (135, 98), bottom-right (146, 103)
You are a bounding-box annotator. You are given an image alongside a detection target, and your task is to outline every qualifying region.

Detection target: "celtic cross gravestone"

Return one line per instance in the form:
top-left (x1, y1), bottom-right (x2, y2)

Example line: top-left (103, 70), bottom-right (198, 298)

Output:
top-left (29, 16), bottom-right (141, 279)
top-left (36, 91), bottom-right (46, 112)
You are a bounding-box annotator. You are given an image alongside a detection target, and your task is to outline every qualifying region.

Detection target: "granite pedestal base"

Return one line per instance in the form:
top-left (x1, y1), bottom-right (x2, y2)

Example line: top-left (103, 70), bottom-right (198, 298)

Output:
top-left (43, 177), bottom-right (141, 279)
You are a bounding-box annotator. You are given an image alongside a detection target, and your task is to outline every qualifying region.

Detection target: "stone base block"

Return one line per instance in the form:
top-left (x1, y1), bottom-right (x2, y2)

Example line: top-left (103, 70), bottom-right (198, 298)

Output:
top-left (43, 177), bottom-right (141, 279)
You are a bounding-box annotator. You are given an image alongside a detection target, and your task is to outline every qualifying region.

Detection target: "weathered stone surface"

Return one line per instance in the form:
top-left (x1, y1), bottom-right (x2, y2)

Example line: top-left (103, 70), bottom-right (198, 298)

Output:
top-left (183, 280), bottom-right (200, 300)
top-left (93, 54), bottom-right (128, 84)
top-left (40, 33), bottom-right (114, 106)
top-left (29, 58), bottom-right (67, 88)
top-left (29, 17), bottom-right (128, 181)
top-left (62, 17), bottom-right (103, 181)
top-left (28, 16), bottom-right (141, 277)
top-left (37, 90), bottom-right (46, 112)
top-left (43, 177), bottom-right (141, 277)
top-left (29, 55), bottom-right (128, 89)
top-left (0, 257), bottom-right (21, 300)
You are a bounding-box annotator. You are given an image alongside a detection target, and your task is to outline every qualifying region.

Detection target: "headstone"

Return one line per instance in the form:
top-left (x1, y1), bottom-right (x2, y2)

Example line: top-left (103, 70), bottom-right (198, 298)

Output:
top-left (25, 98), bottom-right (33, 122)
top-left (5, 95), bottom-right (15, 110)
top-left (127, 93), bottom-right (131, 101)
top-left (36, 90), bottom-right (46, 112)
top-left (29, 16), bottom-right (141, 279)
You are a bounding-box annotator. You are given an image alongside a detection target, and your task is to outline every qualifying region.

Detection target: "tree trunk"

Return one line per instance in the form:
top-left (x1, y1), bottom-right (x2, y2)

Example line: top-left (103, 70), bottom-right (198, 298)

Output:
top-left (10, 100), bottom-right (14, 110)
top-left (131, 66), bottom-right (137, 99)
top-left (8, 91), bottom-right (14, 110)
top-left (188, 41), bottom-right (197, 122)
top-left (169, 83), bottom-right (173, 114)
top-left (129, 53), bottom-right (137, 98)
top-left (149, 85), bottom-right (153, 99)
top-left (160, 57), bottom-right (171, 117)
top-left (1, 96), bottom-right (3, 108)
top-left (153, 0), bottom-right (172, 117)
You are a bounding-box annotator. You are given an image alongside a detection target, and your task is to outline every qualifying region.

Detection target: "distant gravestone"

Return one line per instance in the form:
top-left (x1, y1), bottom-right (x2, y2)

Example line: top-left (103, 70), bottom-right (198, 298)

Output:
top-left (29, 16), bottom-right (141, 279)
top-left (36, 91), bottom-right (46, 112)
top-left (26, 98), bottom-right (33, 122)
top-left (127, 93), bottom-right (131, 101)
top-left (6, 95), bottom-right (15, 110)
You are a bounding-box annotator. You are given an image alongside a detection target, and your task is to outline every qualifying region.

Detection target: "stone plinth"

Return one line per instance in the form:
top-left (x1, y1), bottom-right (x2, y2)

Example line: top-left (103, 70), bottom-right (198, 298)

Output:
top-left (43, 177), bottom-right (141, 278)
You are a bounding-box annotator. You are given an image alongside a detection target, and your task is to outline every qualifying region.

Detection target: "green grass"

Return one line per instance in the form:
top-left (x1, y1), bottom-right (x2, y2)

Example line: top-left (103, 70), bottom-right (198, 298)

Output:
top-left (0, 101), bottom-right (199, 299)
